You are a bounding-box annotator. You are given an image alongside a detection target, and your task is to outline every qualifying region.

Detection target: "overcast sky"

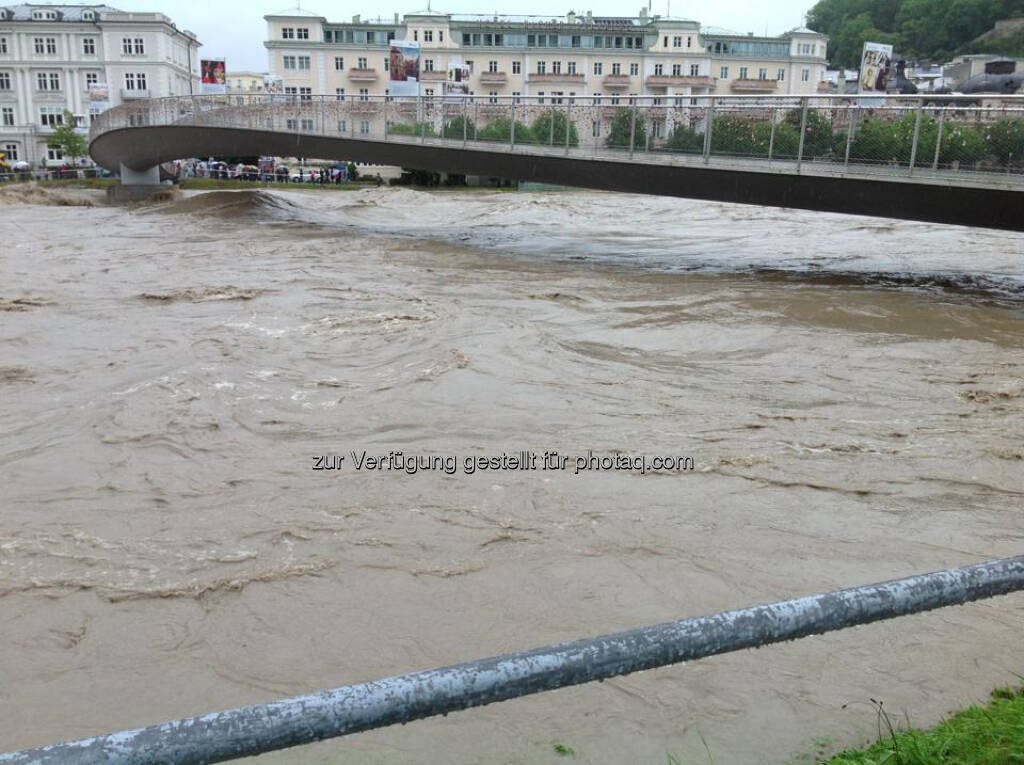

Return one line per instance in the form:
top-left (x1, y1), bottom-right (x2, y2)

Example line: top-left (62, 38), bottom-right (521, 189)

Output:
top-left (106, 0), bottom-right (817, 71)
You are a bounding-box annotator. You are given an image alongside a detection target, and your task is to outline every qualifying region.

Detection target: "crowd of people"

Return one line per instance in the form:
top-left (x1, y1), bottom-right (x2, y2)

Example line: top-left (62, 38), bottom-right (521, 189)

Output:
top-left (179, 158), bottom-right (385, 186)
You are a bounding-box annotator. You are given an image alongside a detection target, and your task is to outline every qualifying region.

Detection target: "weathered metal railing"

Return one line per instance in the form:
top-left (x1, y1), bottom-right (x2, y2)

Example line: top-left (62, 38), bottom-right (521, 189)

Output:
top-left (3, 555), bottom-right (1022, 765)
top-left (89, 93), bottom-right (1024, 187)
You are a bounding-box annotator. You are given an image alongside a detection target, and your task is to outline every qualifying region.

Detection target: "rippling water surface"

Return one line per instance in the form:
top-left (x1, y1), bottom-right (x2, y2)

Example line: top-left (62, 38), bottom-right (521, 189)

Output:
top-left (1, 186), bottom-right (1022, 763)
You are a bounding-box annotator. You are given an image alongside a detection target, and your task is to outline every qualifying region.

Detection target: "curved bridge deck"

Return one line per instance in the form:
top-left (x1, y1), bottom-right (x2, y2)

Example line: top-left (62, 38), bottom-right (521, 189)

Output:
top-left (90, 94), bottom-right (1024, 230)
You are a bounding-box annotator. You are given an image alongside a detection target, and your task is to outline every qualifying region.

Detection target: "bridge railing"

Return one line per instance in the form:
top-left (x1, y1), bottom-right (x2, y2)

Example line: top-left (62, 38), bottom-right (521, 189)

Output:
top-left (90, 93), bottom-right (1024, 185)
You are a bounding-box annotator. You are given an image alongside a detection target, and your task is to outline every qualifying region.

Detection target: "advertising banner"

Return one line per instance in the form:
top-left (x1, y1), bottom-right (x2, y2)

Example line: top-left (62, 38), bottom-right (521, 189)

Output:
top-left (444, 57), bottom-right (471, 98)
top-left (88, 82), bottom-right (109, 102)
top-left (388, 40), bottom-right (420, 97)
top-left (858, 42), bottom-right (892, 94)
top-left (201, 58), bottom-right (227, 94)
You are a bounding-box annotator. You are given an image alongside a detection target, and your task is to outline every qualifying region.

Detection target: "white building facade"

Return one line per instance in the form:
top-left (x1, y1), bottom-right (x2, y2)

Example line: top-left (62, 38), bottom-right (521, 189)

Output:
top-left (0, 3), bottom-right (200, 167)
top-left (264, 9), bottom-right (828, 137)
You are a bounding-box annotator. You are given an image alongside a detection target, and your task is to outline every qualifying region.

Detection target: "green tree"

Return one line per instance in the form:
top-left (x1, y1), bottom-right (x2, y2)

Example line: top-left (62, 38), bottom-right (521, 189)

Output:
top-left (47, 109), bottom-right (88, 165)
top-left (476, 117), bottom-right (533, 143)
top-left (442, 115), bottom-right (476, 140)
top-left (784, 108), bottom-right (836, 157)
top-left (531, 109), bottom-right (579, 146)
top-left (986, 119), bottom-right (1024, 165)
top-left (664, 123), bottom-right (704, 153)
top-left (605, 108), bottom-right (647, 149)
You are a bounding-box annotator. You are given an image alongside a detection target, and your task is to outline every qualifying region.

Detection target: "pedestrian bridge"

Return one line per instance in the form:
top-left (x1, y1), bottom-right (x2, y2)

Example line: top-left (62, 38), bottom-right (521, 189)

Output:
top-left (89, 93), bottom-right (1024, 230)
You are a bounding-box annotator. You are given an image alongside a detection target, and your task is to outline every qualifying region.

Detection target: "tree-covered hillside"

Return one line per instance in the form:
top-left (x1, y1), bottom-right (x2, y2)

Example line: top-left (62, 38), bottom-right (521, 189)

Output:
top-left (806, 0), bottom-right (1024, 66)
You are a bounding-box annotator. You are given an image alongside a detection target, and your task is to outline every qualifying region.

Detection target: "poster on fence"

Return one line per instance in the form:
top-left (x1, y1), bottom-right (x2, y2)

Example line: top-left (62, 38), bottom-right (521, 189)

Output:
top-left (201, 58), bottom-right (227, 94)
top-left (388, 41), bottom-right (420, 97)
top-left (444, 57), bottom-right (471, 98)
top-left (858, 42), bottom-right (892, 94)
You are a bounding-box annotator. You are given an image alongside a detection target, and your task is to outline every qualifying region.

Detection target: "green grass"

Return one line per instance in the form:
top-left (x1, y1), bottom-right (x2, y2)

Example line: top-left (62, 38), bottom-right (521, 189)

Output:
top-left (823, 686), bottom-right (1024, 765)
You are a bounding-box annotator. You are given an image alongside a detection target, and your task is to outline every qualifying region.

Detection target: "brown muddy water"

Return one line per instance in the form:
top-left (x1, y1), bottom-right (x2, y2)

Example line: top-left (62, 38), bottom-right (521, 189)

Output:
top-left (1, 185), bottom-right (1022, 764)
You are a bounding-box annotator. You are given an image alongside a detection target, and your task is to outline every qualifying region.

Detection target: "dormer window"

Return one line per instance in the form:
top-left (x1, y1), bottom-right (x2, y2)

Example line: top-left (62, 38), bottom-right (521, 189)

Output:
top-left (82, 10), bottom-right (95, 21)
top-left (32, 9), bottom-right (59, 20)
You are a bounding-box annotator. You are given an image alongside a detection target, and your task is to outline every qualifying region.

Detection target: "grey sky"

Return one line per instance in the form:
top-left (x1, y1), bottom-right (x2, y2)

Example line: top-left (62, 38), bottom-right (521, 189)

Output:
top-left (105, 0), bottom-right (818, 71)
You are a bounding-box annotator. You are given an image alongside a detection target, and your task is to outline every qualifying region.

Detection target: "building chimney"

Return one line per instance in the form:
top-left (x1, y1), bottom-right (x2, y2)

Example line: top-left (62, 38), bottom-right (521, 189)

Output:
top-left (567, 10), bottom-right (576, 23)
top-left (585, 10), bottom-right (592, 22)
top-left (393, 12), bottom-right (399, 22)
top-left (352, 14), bottom-right (360, 23)
top-left (639, 6), bottom-right (647, 19)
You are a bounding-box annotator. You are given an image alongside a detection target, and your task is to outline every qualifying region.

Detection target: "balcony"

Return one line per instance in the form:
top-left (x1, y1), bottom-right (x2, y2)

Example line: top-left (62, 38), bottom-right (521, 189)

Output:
top-left (479, 71), bottom-right (508, 85)
top-left (645, 75), bottom-right (715, 88)
top-left (348, 68), bottom-right (378, 81)
top-left (120, 88), bottom-right (150, 99)
top-left (602, 74), bottom-right (632, 88)
top-left (527, 72), bottom-right (585, 84)
top-left (730, 78), bottom-right (778, 92)
top-left (420, 70), bottom-right (446, 82)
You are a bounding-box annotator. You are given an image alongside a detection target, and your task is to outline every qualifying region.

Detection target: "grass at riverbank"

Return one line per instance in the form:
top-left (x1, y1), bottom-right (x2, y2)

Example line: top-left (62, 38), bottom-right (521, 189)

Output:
top-left (821, 685), bottom-right (1024, 764)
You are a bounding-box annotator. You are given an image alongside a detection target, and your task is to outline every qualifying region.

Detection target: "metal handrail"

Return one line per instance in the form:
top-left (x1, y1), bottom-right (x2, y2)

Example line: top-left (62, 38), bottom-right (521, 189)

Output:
top-left (3, 555), bottom-right (1022, 765)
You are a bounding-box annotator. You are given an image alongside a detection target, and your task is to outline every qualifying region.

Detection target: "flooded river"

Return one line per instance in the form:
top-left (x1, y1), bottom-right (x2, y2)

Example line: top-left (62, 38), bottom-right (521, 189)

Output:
top-left (1, 185), bottom-right (1022, 763)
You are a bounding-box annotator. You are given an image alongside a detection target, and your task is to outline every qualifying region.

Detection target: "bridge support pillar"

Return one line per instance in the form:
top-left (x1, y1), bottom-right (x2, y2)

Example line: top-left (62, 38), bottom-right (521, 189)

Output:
top-left (107, 163), bottom-right (167, 203)
top-left (119, 163), bottom-right (160, 185)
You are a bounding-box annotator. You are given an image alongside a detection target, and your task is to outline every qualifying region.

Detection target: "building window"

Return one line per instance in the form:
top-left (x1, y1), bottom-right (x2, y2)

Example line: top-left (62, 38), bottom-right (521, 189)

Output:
top-left (778, 68), bottom-right (786, 81)
top-left (299, 87), bottom-right (311, 101)
top-left (124, 72), bottom-right (147, 90)
top-left (134, 38), bottom-right (144, 54)
top-left (47, 147), bottom-right (63, 161)
top-left (571, 35), bottom-right (580, 47)
top-left (424, 59), bottom-right (434, 72)
top-left (551, 61), bottom-right (561, 74)
top-left (630, 63), bottom-right (639, 75)
top-left (336, 87), bottom-right (345, 100)
top-left (593, 62), bottom-right (602, 75)
top-left (0, 37), bottom-right (6, 54)
top-left (121, 37), bottom-right (131, 54)
top-left (297, 28), bottom-right (309, 39)
top-left (687, 36), bottom-right (692, 48)
top-left (536, 61), bottom-right (545, 74)
top-left (512, 61), bottom-right (521, 74)
top-left (1, 106), bottom-right (12, 126)
top-left (286, 118), bottom-right (297, 130)
top-left (802, 68), bottom-right (810, 81)
top-left (335, 56), bottom-right (344, 70)
top-left (359, 88), bottom-right (368, 100)
top-left (86, 72), bottom-right (98, 87)
top-left (758, 68), bottom-right (767, 79)
top-left (672, 63), bottom-right (681, 76)
top-left (654, 64), bottom-right (663, 76)
top-left (4, 143), bottom-right (18, 160)
top-left (611, 63), bottom-right (620, 75)
top-left (439, 30), bottom-right (444, 42)
top-left (592, 120), bottom-right (600, 137)
top-left (82, 38), bottom-right (95, 55)
top-left (35, 37), bottom-right (57, 55)
top-left (488, 91), bottom-right (497, 103)
top-left (283, 55), bottom-right (296, 69)
top-left (512, 90), bottom-right (521, 103)
top-left (300, 118), bottom-right (313, 130)
top-left (413, 30), bottom-right (418, 41)
top-left (424, 30), bottom-right (433, 42)
top-left (39, 106), bottom-right (64, 127)
top-left (33, 9), bottom-right (58, 20)
top-left (338, 119), bottom-right (347, 132)
top-left (567, 61), bottom-right (576, 75)
top-left (298, 55), bottom-right (311, 70)
top-left (488, 60), bottom-right (497, 72)
top-left (37, 72), bottom-right (61, 90)
top-left (360, 120), bottom-right (369, 134)
top-left (0, 72), bottom-right (10, 90)
top-left (357, 57), bottom-right (367, 68)
top-left (282, 27), bottom-right (294, 39)
top-left (739, 67), bottom-right (748, 79)
top-left (690, 64), bottom-right (700, 76)
top-left (720, 66), bottom-right (728, 79)
top-left (536, 91), bottom-right (544, 104)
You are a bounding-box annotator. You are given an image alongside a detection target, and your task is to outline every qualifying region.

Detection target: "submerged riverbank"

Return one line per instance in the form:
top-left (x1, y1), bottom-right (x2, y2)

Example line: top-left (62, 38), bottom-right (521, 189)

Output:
top-left (1, 185), bottom-right (1022, 763)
